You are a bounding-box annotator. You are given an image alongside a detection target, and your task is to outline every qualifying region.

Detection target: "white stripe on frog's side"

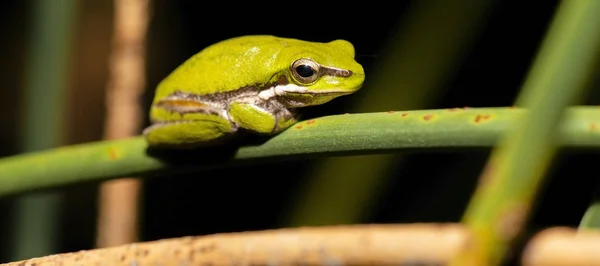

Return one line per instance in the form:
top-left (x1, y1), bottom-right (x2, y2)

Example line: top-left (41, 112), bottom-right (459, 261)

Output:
top-left (258, 84), bottom-right (303, 100)
top-left (258, 84), bottom-right (347, 100)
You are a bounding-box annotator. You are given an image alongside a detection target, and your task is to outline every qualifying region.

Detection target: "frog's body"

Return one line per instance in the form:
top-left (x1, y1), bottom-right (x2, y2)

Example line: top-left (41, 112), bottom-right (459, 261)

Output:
top-left (144, 35), bottom-right (365, 148)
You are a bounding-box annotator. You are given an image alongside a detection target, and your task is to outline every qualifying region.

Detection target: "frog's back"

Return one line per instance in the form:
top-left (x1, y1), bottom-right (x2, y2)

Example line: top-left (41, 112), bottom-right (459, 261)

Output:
top-left (154, 35), bottom-right (305, 98)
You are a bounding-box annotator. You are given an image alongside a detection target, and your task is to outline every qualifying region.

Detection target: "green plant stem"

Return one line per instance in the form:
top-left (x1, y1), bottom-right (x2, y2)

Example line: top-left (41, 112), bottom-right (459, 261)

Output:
top-left (10, 0), bottom-right (77, 261)
top-left (454, 0), bottom-right (600, 265)
top-left (0, 107), bottom-right (600, 198)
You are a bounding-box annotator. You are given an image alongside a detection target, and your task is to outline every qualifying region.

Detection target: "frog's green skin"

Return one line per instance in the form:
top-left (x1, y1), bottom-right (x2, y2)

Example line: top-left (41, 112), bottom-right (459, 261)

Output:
top-left (143, 35), bottom-right (365, 148)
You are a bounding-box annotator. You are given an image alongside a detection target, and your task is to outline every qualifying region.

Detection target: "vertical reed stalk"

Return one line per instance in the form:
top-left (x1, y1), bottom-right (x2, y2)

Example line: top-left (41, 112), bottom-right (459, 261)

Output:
top-left (96, 0), bottom-right (150, 248)
top-left (453, 0), bottom-right (600, 264)
top-left (10, 0), bottom-right (78, 261)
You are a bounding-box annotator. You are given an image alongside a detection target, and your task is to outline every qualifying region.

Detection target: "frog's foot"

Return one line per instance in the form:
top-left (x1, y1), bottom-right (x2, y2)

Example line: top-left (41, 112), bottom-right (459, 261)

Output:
top-left (227, 102), bottom-right (297, 134)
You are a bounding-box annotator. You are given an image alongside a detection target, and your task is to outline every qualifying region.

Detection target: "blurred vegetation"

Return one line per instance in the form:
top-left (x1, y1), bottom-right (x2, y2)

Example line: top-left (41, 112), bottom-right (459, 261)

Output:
top-left (284, 0), bottom-right (497, 227)
top-left (455, 0), bottom-right (600, 264)
top-left (7, 0), bottom-right (77, 261)
top-left (1, 0), bottom-right (600, 265)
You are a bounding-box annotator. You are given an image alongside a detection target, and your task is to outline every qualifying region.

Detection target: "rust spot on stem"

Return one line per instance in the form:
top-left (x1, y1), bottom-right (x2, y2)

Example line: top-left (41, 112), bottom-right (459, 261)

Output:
top-left (295, 125), bottom-right (303, 129)
top-left (108, 147), bottom-right (119, 160)
top-left (307, 120), bottom-right (316, 125)
top-left (590, 123), bottom-right (596, 131)
top-left (474, 114), bottom-right (491, 123)
top-left (401, 113), bottom-right (408, 117)
top-left (423, 114), bottom-right (434, 121)
top-left (387, 111), bottom-right (395, 114)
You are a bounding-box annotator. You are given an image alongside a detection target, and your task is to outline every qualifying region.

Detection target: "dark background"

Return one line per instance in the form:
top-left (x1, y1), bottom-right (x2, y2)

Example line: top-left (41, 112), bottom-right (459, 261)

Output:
top-left (1, 0), bottom-right (599, 263)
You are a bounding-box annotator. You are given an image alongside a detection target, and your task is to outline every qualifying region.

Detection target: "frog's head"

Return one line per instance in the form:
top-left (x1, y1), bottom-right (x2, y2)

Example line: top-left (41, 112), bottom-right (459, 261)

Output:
top-left (262, 38), bottom-right (365, 108)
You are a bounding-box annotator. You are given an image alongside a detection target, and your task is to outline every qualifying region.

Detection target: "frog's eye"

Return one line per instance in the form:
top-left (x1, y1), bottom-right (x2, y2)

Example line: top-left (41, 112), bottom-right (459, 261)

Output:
top-left (291, 58), bottom-right (320, 84)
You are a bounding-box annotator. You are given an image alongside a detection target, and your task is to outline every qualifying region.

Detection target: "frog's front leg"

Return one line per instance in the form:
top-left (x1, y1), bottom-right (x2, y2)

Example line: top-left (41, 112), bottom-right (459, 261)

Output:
top-left (227, 101), bottom-right (297, 134)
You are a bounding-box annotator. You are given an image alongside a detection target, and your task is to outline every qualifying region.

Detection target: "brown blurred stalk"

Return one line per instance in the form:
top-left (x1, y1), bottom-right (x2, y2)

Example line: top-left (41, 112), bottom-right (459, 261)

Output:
top-left (3, 224), bottom-right (600, 266)
top-left (96, 0), bottom-right (150, 248)
top-left (522, 227), bottom-right (600, 266)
